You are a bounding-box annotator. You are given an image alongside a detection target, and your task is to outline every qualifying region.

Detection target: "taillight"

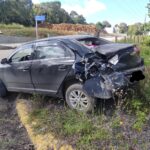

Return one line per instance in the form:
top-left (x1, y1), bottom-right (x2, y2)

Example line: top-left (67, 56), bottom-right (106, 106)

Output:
top-left (134, 46), bottom-right (140, 56)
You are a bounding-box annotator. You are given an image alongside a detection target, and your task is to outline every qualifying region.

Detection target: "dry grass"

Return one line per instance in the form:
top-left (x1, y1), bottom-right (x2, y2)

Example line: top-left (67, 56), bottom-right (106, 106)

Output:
top-left (16, 99), bottom-right (73, 150)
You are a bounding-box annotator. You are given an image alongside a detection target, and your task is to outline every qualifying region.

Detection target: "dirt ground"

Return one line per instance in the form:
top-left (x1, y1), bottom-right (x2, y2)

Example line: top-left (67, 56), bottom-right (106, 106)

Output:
top-left (0, 94), bottom-right (32, 150)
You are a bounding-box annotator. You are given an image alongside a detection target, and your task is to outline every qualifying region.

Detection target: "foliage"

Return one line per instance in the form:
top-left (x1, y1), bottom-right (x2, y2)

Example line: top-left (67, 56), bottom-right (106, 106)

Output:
top-left (0, 23), bottom-right (24, 29)
top-left (0, 0), bottom-right (33, 26)
top-left (95, 21), bottom-right (111, 37)
top-left (33, 1), bottom-right (74, 24)
top-left (142, 36), bottom-right (150, 46)
top-left (1, 27), bottom-right (75, 38)
top-left (33, 1), bottom-right (86, 24)
top-left (96, 22), bottom-right (105, 30)
top-left (102, 20), bottom-right (111, 28)
top-left (119, 22), bottom-right (128, 33)
top-left (0, 0), bottom-right (87, 26)
top-left (70, 10), bottom-right (86, 24)
top-left (139, 39), bottom-right (150, 66)
top-left (128, 23), bottom-right (144, 35)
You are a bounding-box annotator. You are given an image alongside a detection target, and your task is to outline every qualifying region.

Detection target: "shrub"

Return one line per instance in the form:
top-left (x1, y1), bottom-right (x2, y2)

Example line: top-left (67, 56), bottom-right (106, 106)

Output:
top-left (0, 23), bottom-right (24, 29)
top-left (142, 36), bottom-right (150, 46)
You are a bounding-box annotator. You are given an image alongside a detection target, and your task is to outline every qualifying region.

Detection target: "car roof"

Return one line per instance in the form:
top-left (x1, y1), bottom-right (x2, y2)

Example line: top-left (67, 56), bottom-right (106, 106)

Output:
top-left (22, 35), bottom-right (96, 46)
top-left (45, 34), bottom-right (95, 41)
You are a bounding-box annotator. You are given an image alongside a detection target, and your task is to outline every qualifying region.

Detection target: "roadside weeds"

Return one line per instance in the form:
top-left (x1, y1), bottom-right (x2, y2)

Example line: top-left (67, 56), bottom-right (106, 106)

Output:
top-left (16, 99), bottom-right (73, 150)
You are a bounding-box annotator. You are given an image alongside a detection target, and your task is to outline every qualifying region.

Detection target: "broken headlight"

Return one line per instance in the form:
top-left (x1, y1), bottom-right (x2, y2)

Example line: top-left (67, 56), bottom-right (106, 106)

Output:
top-left (109, 55), bottom-right (119, 65)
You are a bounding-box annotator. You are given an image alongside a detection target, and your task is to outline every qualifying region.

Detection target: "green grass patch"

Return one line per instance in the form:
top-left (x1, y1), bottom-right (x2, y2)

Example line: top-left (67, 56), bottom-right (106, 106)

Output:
top-left (0, 23), bottom-right (76, 38)
top-left (26, 66), bottom-right (150, 149)
top-left (28, 105), bottom-right (113, 149)
top-left (140, 45), bottom-right (150, 66)
top-left (0, 23), bottom-right (24, 29)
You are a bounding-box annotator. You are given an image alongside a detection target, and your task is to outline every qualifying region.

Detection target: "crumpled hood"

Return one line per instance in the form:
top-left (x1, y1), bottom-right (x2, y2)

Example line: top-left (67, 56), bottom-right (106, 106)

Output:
top-left (94, 43), bottom-right (135, 57)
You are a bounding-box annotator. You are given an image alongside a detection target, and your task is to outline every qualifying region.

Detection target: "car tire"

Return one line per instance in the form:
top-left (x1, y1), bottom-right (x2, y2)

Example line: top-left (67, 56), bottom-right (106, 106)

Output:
top-left (0, 80), bottom-right (7, 97)
top-left (65, 83), bottom-right (96, 112)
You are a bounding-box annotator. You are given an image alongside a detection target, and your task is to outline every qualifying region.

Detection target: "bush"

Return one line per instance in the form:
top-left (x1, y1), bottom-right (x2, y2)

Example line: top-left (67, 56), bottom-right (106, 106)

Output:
top-left (0, 23), bottom-right (24, 29)
top-left (142, 36), bottom-right (150, 46)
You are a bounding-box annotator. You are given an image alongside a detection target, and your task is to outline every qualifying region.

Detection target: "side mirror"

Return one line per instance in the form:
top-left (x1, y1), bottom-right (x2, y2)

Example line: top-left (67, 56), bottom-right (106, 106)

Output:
top-left (1, 58), bottom-right (9, 64)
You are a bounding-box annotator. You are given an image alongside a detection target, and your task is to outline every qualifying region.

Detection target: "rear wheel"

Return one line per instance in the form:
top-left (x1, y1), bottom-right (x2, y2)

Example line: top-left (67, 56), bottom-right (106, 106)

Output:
top-left (65, 83), bottom-right (95, 112)
top-left (0, 81), bottom-right (7, 97)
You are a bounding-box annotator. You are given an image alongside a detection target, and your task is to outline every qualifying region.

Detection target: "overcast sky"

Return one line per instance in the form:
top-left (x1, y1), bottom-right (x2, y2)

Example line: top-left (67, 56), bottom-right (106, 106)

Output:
top-left (32, 0), bottom-right (150, 25)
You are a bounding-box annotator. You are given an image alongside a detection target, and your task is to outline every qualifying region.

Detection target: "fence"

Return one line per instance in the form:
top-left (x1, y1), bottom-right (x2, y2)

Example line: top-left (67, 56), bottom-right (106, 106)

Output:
top-left (114, 35), bottom-right (146, 44)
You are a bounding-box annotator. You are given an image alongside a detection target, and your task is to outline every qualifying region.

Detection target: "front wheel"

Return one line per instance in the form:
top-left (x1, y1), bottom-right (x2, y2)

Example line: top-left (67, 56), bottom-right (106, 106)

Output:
top-left (65, 83), bottom-right (96, 112)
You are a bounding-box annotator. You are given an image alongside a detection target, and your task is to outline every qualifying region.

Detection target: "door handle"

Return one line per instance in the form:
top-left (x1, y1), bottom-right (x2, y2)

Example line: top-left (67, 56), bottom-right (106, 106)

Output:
top-left (58, 65), bottom-right (67, 71)
top-left (18, 67), bottom-right (29, 71)
top-left (22, 68), bottom-right (29, 72)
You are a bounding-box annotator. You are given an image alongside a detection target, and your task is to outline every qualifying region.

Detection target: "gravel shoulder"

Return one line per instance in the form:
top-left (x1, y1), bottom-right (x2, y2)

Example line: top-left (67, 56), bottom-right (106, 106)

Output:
top-left (0, 94), bottom-right (32, 150)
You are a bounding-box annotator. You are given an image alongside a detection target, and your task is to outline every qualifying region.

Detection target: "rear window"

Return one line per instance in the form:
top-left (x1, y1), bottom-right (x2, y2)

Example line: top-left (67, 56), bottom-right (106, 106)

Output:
top-left (77, 37), bottom-right (111, 46)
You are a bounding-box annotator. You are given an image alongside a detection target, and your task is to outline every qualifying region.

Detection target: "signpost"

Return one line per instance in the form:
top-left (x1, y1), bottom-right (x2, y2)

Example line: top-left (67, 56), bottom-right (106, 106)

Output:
top-left (35, 15), bottom-right (46, 39)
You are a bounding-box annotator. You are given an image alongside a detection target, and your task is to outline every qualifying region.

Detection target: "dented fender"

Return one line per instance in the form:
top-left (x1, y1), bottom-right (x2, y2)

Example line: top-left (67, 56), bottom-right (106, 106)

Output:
top-left (82, 72), bottom-right (129, 99)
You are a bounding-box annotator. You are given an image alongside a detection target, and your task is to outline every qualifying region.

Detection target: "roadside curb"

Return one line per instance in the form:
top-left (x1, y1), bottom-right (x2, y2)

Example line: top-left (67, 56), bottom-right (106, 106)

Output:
top-left (16, 99), bottom-right (73, 150)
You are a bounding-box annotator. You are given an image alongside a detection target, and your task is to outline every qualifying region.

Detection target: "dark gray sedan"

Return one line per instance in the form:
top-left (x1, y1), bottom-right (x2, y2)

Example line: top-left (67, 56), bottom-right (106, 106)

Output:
top-left (0, 35), bottom-right (145, 112)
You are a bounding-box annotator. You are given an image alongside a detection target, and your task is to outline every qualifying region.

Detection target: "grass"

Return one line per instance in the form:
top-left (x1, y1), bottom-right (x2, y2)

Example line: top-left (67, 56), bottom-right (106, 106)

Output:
top-left (0, 23), bottom-right (76, 38)
top-left (22, 40), bottom-right (150, 149)
top-left (1, 28), bottom-right (75, 38)
top-left (140, 45), bottom-right (150, 66)
top-left (26, 70), bottom-right (150, 150)
top-left (27, 105), bottom-right (112, 150)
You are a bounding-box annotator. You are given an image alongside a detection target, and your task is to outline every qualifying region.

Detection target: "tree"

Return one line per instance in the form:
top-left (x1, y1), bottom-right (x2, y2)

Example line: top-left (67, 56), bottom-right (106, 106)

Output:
top-left (147, 2), bottom-right (150, 18)
top-left (70, 10), bottom-right (86, 24)
top-left (33, 1), bottom-right (74, 24)
top-left (0, 0), bottom-right (33, 26)
top-left (95, 21), bottom-right (112, 37)
top-left (119, 23), bottom-right (128, 33)
top-left (70, 11), bottom-right (78, 19)
top-left (102, 21), bottom-right (111, 28)
top-left (95, 22), bottom-right (105, 37)
top-left (128, 23), bottom-right (144, 35)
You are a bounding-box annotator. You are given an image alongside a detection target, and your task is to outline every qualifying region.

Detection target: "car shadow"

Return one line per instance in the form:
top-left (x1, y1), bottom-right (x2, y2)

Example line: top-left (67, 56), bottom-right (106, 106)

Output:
top-left (95, 98), bottom-right (117, 116)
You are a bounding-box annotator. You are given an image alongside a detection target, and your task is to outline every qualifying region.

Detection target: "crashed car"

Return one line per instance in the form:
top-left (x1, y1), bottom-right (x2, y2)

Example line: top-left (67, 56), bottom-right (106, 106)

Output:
top-left (0, 35), bottom-right (145, 112)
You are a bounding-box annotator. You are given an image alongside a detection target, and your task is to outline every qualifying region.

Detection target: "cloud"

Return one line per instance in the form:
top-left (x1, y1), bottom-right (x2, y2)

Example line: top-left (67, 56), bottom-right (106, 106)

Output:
top-left (32, 0), bottom-right (40, 4)
top-left (62, 0), bottom-right (106, 17)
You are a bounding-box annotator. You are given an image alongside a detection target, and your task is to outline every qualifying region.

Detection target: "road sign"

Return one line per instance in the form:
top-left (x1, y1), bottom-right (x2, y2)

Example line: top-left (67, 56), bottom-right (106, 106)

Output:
top-left (35, 15), bottom-right (46, 21)
top-left (35, 15), bottom-right (46, 40)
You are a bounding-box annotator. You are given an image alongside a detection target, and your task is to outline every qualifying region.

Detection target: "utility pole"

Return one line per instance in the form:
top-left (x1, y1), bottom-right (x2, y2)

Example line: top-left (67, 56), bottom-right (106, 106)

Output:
top-left (144, 14), bottom-right (147, 35)
top-left (145, 0), bottom-right (150, 35)
top-left (147, 0), bottom-right (150, 17)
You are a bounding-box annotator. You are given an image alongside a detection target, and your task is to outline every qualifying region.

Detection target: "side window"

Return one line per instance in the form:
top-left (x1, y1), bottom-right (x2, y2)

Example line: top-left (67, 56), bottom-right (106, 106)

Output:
top-left (10, 45), bottom-right (33, 63)
top-left (35, 45), bottom-right (68, 59)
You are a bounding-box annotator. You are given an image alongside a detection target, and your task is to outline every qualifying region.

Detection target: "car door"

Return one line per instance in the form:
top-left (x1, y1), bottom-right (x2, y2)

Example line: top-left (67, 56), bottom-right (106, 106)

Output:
top-left (31, 40), bottom-right (75, 94)
top-left (3, 44), bottom-right (34, 92)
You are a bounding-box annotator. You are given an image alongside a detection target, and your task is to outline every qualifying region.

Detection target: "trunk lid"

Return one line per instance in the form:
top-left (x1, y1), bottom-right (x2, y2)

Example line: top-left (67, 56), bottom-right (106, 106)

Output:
top-left (94, 43), bottom-right (134, 57)
top-left (93, 43), bottom-right (143, 71)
